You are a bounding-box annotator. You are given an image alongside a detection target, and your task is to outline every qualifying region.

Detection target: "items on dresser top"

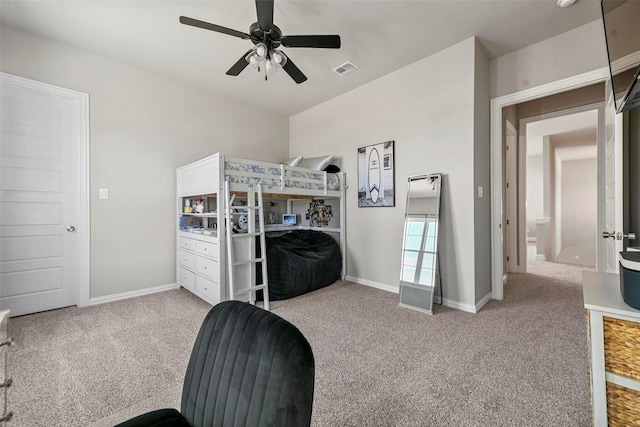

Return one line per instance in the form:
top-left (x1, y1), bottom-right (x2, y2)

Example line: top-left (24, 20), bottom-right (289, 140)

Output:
top-left (619, 251), bottom-right (640, 310)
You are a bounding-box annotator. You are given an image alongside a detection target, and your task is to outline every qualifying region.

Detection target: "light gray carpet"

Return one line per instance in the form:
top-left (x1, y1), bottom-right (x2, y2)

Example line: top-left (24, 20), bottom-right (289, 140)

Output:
top-left (7, 261), bottom-right (592, 426)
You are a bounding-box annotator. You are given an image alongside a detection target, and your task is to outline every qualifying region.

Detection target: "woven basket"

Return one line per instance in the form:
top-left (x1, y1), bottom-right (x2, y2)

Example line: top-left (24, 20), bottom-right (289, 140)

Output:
top-left (604, 316), bottom-right (640, 381)
top-left (606, 382), bottom-right (640, 426)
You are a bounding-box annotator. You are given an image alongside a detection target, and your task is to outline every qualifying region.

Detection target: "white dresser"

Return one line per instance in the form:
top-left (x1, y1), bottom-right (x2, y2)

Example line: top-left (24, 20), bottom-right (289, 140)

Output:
top-left (0, 310), bottom-right (12, 424)
top-left (582, 271), bottom-right (640, 426)
top-left (177, 232), bottom-right (224, 306)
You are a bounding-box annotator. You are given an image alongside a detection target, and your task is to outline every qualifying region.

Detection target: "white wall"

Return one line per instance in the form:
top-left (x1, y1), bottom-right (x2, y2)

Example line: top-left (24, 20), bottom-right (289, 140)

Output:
top-left (490, 19), bottom-right (608, 99)
top-left (0, 26), bottom-right (289, 299)
top-left (473, 39), bottom-right (492, 303)
top-left (558, 157), bottom-right (597, 266)
top-left (290, 37), bottom-right (490, 309)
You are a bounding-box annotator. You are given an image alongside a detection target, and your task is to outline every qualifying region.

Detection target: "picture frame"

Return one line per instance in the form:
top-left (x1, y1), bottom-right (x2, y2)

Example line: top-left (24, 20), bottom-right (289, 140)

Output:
top-left (357, 141), bottom-right (395, 207)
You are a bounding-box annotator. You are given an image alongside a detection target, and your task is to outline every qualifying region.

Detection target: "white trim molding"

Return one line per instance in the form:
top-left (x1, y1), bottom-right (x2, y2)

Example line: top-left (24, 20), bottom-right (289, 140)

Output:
top-left (89, 283), bottom-right (180, 306)
top-left (491, 66), bottom-right (610, 301)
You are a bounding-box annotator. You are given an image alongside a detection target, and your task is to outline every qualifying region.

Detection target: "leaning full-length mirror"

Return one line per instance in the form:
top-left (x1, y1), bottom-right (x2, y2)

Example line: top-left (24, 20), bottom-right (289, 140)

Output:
top-left (399, 173), bottom-right (442, 314)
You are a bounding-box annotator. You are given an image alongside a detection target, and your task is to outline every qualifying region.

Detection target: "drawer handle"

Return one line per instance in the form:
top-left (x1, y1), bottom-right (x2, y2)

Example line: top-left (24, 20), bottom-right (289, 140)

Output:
top-left (0, 337), bottom-right (13, 347)
top-left (0, 378), bottom-right (12, 388)
top-left (0, 412), bottom-right (13, 422)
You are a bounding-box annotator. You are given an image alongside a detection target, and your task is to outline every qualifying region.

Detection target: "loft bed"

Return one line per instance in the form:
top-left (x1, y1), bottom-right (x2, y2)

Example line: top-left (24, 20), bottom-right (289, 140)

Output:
top-left (176, 152), bottom-right (346, 303)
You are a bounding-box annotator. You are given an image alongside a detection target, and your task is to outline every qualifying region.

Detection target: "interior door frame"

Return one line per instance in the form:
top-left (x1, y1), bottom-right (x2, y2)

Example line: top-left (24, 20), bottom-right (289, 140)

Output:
top-left (504, 120), bottom-right (519, 273)
top-left (1, 72), bottom-right (91, 308)
top-left (491, 67), bottom-right (610, 300)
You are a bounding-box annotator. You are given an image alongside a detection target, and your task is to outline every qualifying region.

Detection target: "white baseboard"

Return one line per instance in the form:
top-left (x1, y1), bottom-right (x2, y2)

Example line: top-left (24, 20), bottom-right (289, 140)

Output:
top-left (345, 275), bottom-right (399, 294)
top-left (346, 275), bottom-right (481, 313)
top-left (475, 292), bottom-right (493, 312)
top-left (89, 283), bottom-right (180, 306)
top-left (434, 296), bottom-right (479, 314)
top-left (536, 254), bottom-right (547, 261)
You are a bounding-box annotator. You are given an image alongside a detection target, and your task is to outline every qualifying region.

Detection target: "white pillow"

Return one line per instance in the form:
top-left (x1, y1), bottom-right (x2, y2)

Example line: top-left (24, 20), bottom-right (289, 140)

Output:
top-left (283, 156), bottom-right (303, 167)
top-left (298, 155), bottom-right (335, 170)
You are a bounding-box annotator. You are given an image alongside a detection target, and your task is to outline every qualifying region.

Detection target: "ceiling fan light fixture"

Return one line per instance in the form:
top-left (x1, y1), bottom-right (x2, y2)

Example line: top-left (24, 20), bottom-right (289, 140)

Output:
top-left (271, 50), bottom-right (284, 66)
top-left (557, 0), bottom-right (577, 7)
top-left (180, 0), bottom-right (340, 84)
top-left (255, 43), bottom-right (267, 59)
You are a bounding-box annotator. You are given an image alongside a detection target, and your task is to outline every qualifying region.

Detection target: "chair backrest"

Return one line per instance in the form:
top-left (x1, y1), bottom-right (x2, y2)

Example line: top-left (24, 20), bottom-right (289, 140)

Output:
top-left (181, 301), bottom-right (315, 427)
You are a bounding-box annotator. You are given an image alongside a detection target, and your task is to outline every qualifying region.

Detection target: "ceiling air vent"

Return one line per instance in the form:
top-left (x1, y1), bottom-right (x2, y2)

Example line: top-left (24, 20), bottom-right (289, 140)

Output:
top-left (333, 61), bottom-right (358, 76)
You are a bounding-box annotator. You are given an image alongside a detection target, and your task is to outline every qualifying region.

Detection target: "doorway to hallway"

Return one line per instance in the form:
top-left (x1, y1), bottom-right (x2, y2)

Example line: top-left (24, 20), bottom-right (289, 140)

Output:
top-left (523, 108), bottom-right (599, 272)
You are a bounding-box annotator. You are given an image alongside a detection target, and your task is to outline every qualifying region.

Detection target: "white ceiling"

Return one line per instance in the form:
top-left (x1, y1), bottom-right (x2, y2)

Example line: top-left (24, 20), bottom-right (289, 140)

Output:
top-left (0, 0), bottom-right (603, 117)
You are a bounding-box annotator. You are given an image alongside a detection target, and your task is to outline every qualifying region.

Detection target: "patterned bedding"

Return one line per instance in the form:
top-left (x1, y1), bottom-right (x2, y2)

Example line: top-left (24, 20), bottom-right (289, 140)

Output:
top-left (225, 161), bottom-right (341, 192)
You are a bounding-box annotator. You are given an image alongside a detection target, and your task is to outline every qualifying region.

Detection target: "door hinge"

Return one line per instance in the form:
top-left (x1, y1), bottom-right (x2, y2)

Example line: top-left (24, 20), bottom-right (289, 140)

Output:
top-left (507, 256), bottom-right (510, 262)
top-left (506, 182), bottom-right (509, 188)
top-left (506, 219), bottom-right (509, 225)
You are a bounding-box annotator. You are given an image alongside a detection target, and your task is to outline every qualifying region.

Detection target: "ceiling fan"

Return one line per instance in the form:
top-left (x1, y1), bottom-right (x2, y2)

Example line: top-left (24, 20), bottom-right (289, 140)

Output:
top-left (180, 0), bottom-right (341, 84)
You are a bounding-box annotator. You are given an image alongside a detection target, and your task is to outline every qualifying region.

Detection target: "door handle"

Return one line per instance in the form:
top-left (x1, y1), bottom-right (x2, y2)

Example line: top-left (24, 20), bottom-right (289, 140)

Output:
top-left (602, 231), bottom-right (636, 240)
top-left (66, 225), bottom-right (76, 232)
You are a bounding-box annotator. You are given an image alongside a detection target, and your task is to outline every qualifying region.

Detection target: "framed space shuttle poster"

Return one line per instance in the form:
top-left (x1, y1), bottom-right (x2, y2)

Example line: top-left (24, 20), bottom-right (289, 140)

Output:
top-left (357, 140), bottom-right (395, 207)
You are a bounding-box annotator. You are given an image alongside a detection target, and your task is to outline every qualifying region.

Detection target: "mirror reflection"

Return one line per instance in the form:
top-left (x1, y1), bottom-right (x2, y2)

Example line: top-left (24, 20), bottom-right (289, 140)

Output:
top-left (399, 174), bottom-right (442, 314)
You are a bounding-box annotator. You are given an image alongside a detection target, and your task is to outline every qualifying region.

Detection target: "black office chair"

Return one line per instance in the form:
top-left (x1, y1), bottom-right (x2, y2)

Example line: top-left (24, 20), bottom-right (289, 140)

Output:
top-left (115, 301), bottom-right (315, 427)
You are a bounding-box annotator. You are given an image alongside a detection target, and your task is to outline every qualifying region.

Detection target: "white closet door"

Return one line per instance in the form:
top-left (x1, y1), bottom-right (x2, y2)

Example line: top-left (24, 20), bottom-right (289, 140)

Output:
top-left (1, 74), bottom-right (88, 316)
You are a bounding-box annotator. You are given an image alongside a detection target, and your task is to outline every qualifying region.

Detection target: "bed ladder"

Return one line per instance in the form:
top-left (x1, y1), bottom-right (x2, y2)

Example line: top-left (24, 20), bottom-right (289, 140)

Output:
top-left (224, 180), bottom-right (270, 310)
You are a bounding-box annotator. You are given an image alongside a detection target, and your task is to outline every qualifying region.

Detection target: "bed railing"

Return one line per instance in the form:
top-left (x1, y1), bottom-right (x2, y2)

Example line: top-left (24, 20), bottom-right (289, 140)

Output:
top-left (224, 156), bottom-right (340, 196)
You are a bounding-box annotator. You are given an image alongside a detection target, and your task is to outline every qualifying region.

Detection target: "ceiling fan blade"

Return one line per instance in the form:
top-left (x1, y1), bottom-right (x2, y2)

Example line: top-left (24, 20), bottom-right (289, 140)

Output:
top-left (179, 16), bottom-right (250, 40)
top-left (226, 50), bottom-right (254, 76)
top-left (255, 0), bottom-right (274, 32)
top-left (281, 35), bottom-right (341, 49)
top-left (282, 55), bottom-right (307, 84)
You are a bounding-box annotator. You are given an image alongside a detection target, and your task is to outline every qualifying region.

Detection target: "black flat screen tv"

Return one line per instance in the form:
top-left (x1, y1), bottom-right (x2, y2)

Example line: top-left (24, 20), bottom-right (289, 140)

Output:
top-left (602, 0), bottom-right (640, 112)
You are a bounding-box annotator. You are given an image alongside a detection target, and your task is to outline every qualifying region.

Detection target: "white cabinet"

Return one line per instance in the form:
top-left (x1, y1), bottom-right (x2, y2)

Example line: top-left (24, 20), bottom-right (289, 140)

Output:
top-left (176, 232), bottom-right (224, 305)
top-left (583, 271), bottom-right (640, 426)
top-left (176, 156), bottom-right (226, 306)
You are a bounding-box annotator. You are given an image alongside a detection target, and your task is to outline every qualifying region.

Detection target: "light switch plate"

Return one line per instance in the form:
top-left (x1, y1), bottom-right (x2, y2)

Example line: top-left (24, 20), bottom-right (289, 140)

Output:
top-left (99, 188), bottom-right (109, 199)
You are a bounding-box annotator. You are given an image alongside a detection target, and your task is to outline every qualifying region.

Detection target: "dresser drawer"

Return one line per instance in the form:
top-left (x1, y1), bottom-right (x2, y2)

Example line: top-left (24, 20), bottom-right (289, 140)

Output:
top-left (606, 382), bottom-right (640, 426)
top-left (604, 316), bottom-right (640, 381)
top-left (196, 240), bottom-right (218, 259)
top-left (177, 248), bottom-right (196, 270)
top-left (177, 266), bottom-right (195, 290)
top-left (196, 256), bottom-right (218, 280)
top-left (177, 236), bottom-right (196, 251)
top-left (195, 275), bottom-right (221, 305)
